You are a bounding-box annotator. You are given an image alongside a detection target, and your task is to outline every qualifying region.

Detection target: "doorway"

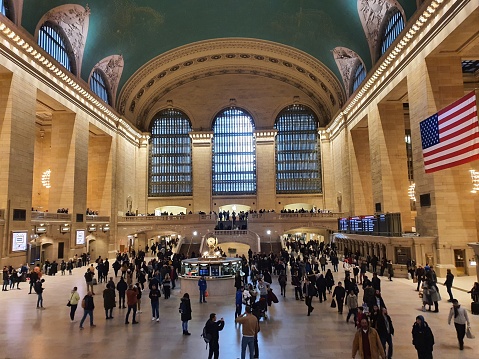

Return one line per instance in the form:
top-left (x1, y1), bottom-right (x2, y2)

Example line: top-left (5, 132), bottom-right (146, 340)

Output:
top-left (57, 242), bottom-right (64, 259)
top-left (454, 249), bottom-right (466, 275)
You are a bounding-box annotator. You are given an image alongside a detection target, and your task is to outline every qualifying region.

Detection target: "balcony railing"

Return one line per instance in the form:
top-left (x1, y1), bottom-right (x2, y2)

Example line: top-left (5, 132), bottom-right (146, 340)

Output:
top-left (31, 211), bottom-right (71, 221)
top-left (86, 215), bottom-right (110, 222)
top-left (118, 213), bottom-right (216, 222)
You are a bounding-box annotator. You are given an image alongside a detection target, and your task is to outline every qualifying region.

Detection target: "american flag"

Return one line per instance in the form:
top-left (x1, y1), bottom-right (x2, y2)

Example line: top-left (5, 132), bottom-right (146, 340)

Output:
top-left (420, 91), bottom-right (479, 173)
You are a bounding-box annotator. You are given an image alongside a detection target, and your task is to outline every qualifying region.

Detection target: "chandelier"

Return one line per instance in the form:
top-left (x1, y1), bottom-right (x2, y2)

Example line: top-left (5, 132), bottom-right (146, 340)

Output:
top-left (41, 169), bottom-right (51, 189)
top-left (470, 170), bottom-right (479, 193)
top-left (408, 183), bottom-right (416, 201)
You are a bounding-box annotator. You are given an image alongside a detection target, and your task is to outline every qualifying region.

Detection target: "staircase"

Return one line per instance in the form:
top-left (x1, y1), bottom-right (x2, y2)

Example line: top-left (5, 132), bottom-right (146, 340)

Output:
top-left (178, 242), bottom-right (201, 258)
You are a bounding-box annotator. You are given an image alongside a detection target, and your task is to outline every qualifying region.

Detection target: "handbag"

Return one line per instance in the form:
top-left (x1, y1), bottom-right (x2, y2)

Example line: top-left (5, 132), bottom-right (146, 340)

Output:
top-left (331, 298), bottom-right (337, 308)
top-left (66, 293), bottom-right (74, 307)
top-left (205, 290), bottom-right (209, 298)
top-left (466, 326), bottom-right (475, 339)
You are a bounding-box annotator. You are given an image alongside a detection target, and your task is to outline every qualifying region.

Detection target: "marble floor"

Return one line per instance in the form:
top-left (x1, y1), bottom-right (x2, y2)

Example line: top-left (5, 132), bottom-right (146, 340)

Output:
top-left (0, 262), bottom-right (478, 359)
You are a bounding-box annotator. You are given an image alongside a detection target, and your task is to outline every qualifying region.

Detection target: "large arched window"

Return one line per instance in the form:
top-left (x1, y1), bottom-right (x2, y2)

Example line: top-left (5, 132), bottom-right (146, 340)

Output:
top-left (275, 105), bottom-right (321, 194)
top-left (351, 62), bottom-right (366, 94)
top-left (37, 23), bottom-right (76, 74)
top-left (89, 69), bottom-right (111, 105)
top-left (149, 109), bottom-right (193, 196)
top-left (380, 8), bottom-right (405, 56)
top-left (212, 108), bottom-right (256, 195)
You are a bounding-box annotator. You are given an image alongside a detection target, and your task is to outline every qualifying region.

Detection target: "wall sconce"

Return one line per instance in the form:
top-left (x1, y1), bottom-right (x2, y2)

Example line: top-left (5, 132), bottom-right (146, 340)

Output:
top-left (408, 183), bottom-right (416, 201)
top-left (102, 224), bottom-right (110, 232)
top-left (41, 169), bottom-right (51, 188)
top-left (60, 224), bottom-right (70, 233)
top-left (470, 170), bottom-right (479, 193)
top-left (470, 258), bottom-right (477, 266)
top-left (88, 224), bottom-right (97, 232)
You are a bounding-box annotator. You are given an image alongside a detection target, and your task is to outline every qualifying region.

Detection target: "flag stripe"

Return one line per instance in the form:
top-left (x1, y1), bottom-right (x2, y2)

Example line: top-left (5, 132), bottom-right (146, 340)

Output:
top-left (420, 91), bottom-right (479, 173)
top-left (424, 130), bottom-right (479, 158)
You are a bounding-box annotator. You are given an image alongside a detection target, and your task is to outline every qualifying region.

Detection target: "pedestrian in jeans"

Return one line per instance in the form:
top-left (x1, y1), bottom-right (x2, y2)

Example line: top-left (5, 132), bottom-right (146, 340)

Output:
top-left (68, 286), bottom-right (81, 322)
top-left (125, 285), bottom-right (139, 324)
top-left (448, 299), bottom-right (470, 350)
top-left (235, 306), bottom-right (260, 359)
top-left (34, 279), bottom-right (45, 309)
top-left (149, 285), bottom-right (161, 322)
top-left (79, 291), bottom-right (96, 329)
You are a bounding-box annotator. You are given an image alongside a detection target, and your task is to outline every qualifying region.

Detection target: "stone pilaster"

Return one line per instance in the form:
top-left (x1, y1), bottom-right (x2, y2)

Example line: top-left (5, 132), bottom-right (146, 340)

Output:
top-left (255, 130), bottom-right (277, 211)
top-left (350, 126), bottom-right (373, 215)
top-left (190, 131), bottom-right (213, 213)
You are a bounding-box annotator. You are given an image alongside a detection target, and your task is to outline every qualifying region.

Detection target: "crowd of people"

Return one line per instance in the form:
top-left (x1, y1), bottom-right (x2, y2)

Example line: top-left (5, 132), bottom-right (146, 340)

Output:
top-left (1, 238), bottom-right (477, 358)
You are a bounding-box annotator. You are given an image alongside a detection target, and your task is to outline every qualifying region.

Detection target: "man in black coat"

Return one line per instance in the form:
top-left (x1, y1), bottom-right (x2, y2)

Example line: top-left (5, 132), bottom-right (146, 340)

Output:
top-left (332, 281), bottom-right (346, 314)
top-left (205, 313), bottom-right (225, 359)
top-left (116, 277), bottom-right (128, 308)
top-left (376, 307), bottom-right (394, 359)
top-left (444, 268), bottom-right (454, 302)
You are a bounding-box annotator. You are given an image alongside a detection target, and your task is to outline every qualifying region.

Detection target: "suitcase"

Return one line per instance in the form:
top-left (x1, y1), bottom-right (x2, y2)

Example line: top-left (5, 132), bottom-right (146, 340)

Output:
top-left (92, 278), bottom-right (98, 285)
top-left (472, 302), bottom-right (479, 315)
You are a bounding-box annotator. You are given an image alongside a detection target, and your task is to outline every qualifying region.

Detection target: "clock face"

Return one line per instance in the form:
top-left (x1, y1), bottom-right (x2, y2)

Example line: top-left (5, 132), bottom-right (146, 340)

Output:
top-left (207, 237), bottom-right (216, 246)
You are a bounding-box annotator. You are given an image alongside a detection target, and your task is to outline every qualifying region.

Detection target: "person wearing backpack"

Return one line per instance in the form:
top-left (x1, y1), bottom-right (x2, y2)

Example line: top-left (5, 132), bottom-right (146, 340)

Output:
top-left (79, 291), bottom-right (96, 329)
top-left (205, 313), bottom-right (225, 359)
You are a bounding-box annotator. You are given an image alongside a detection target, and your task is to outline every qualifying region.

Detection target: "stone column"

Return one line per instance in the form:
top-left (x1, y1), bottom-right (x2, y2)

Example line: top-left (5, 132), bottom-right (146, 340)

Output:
top-left (255, 130), bottom-right (277, 211)
top-left (190, 131), bottom-right (213, 213)
top-left (0, 73), bottom-right (36, 262)
top-left (350, 126), bottom-right (373, 215)
top-left (408, 55), bottom-right (473, 276)
top-left (368, 102), bottom-right (412, 231)
top-left (135, 135), bottom-right (149, 214)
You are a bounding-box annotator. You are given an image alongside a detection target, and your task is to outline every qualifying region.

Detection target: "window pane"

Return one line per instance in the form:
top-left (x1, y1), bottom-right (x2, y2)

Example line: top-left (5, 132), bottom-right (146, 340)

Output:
top-left (352, 63), bottom-right (366, 93)
top-left (212, 108), bottom-right (256, 195)
top-left (381, 9), bottom-right (405, 55)
top-left (90, 69), bottom-right (111, 105)
top-left (148, 109), bottom-right (192, 196)
top-left (275, 105), bottom-right (322, 194)
top-left (37, 24), bottom-right (73, 72)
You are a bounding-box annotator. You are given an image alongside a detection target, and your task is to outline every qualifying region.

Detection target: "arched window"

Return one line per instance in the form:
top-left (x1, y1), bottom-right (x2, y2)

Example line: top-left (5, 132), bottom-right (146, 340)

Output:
top-left (37, 23), bottom-right (76, 74)
top-left (351, 62), bottom-right (366, 93)
top-left (212, 108), bottom-right (256, 195)
top-left (275, 105), bottom-right (321, 194)
top-left (149, 109), bottom-right (193, 196)
top-left (89, 69), bottom-right (111, 105)
top-left (380, 8), bottom-right (405, 56)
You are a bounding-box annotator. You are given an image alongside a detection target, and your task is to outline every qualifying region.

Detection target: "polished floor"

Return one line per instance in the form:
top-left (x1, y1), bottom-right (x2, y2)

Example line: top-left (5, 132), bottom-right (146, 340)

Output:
top-left (0, 261), bottom-right (478, 359)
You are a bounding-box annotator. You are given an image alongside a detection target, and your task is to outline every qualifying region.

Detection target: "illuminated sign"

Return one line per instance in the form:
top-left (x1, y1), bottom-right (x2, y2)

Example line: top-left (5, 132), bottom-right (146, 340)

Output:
top-left (12, 232), bottom-right (27, 251)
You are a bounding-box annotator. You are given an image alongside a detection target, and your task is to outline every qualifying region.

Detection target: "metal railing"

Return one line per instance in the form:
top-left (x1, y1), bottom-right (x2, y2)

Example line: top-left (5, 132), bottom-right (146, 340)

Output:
top-left (86, 215), bottom-right (110, 222)
top-left (31, 211), bottom-right (71, 220)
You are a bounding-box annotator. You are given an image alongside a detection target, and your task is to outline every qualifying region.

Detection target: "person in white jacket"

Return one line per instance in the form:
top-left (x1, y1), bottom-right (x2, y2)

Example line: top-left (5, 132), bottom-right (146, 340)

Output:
top-left (447, 299), bottom-right (471, 350)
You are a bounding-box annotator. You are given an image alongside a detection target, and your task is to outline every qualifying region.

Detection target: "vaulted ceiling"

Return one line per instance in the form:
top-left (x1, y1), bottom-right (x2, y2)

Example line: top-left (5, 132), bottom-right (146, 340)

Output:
top-left (21, 0), bottom-right (418, 128)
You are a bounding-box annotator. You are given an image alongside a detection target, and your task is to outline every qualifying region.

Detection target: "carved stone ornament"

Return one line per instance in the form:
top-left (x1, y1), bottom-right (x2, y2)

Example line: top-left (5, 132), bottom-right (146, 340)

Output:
top-left (332, 47), bottom-right (365, 97)
top-left (35, 4), bottom-right (91, 77)
top-left (357, 0), bottom-right (405, 63)
top-left (90, 55), bottom-right (125, 107)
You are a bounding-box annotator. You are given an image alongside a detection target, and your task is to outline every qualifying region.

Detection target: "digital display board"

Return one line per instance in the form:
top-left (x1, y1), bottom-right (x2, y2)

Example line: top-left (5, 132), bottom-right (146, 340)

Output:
top-left (12, 232), bottom-right (27, 251)
top-left (349, 216), bottom-right (362, 234)
top-left (338, 218), bottom-right (348, 232)
top-left (76, 230), bottom-right (85, 245)
top-left (361, 215), bottom-right (376, 233)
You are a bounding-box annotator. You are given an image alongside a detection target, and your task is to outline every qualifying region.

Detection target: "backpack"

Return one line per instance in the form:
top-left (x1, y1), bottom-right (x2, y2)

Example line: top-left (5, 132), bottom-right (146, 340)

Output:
top-left (81, 298), bottom-right (86, 309)
top-left (201, 323), bottom-right (212, 349)
top-left (84, 271), bottom-right (92, 282)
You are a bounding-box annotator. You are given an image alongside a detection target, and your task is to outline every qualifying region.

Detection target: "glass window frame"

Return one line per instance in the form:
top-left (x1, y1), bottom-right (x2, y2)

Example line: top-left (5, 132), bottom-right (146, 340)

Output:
top-left (148, 109), bottom-right (193, 197)
top-left (37, 22), bottom-right (76, 74)
top-left (380, 9), bottom-right (405, 57)
top-left (274, 105), bottom-right (322, 194)
top-left (89, 68), bottom-right (111, 105)
top-left (212, 107), bottom-right (257, 195)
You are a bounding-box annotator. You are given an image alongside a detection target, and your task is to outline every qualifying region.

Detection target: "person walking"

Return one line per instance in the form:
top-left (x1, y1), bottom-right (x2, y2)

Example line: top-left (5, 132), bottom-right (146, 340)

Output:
top-left (79, 291), bottom-right (96, 329)
top-left (235, 306), bottom-right (260, 359)
top-left (346, 290), bottom-right (358, 324)
top-left (235, 286), bottom-right (243, 319)
top-left (447, 299), bottom-right (470, 350)
top-left (116, 276), bottom-right (127, 308)
top-left (34, 279), bottom-right (45, 309)
top-left (103, 283), bottom-right (116, 319)
top-left (84, 268), bottom-right (94, 295)
top-left (412, 315), bottom-right (434, 359)
top-left (198, 276), bottom-right (207, 303)
top-left (278, 270), bottom-right (287, 297)
top-left (179, 293), bottom-right (192, 335)
top-left (68, 286), bottom-right (81, 322)
top-left (205, 313), bottom-right (225, 359)
top-left (149, 284), bottom-right (161, 322)
top-left (375, 307), bottom-right (394, 359)
top-left (444, 269), bottom-right (454, 302)
top-left (332, 281), bottom-right (346, 314)
top-left (303, 276), bottom-right (316, 316)
top-left (125, 285), bottom-right (139, 324)
top-left (352, 318), bottom-right (386, 359)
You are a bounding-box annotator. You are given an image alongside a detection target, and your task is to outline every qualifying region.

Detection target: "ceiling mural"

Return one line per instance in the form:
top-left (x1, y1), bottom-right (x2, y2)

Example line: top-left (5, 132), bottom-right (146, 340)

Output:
top-left (22, 0), bottom-right (417, 93)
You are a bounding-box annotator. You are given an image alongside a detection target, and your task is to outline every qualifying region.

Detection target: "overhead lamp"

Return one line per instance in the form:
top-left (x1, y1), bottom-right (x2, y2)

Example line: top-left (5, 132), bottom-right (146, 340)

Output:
top-left (470, 170), bottom-right (479, 193)
top-left (408, 183), bottom-right (416, 201)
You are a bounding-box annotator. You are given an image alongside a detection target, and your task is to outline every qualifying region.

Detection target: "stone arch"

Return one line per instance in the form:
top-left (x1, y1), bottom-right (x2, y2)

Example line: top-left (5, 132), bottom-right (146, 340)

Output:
top-left (34, 4), bottom-right (90, 78)
top-left (357, 0), bottom-right (405, 64)
top-left (89, 55), bottom-right (124, 107)
top-left (332, 47), bottom-right (366, 97)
